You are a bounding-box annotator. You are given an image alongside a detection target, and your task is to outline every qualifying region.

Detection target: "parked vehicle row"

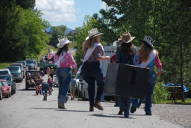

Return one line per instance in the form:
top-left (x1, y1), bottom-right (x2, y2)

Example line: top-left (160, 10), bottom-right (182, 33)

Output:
top-left (0, 59), bottom-right (38, 100)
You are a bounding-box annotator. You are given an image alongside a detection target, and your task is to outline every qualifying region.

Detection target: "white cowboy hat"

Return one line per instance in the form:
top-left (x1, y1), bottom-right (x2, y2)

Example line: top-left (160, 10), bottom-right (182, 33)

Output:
top-left (142, 36), bottom-right (155, 48)
top-left (57, 38), bottom-right (70, 48)
top-left (85, 28), bottom-right (103, 40)
top-left (121, 32), bottom-right (135, 43)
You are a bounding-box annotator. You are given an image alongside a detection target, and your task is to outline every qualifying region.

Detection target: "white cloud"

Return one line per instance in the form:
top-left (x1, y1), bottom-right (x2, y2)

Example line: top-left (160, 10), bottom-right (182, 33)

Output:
top-left (101, 1), bottom-right (107, 9)
top-left (36, 0), bottom-right (76, 24)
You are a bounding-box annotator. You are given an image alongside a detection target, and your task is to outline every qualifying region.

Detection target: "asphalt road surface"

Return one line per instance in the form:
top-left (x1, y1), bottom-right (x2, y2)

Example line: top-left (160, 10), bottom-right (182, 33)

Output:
top-left (0, 78), bottom-right (186, 128)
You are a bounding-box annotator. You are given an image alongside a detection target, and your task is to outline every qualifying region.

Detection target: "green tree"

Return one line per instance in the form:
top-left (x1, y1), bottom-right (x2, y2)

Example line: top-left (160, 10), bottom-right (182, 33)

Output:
top-left (49, 25), bottom-right (67, 47)
top-left (0, 0), bottom-right (49, 61)
top-left (98, 0), bottom-right (191, 85)
top-left (16, 0), bottom-right (35, 9)
top-left (73, 16), bottom-right (101, 65)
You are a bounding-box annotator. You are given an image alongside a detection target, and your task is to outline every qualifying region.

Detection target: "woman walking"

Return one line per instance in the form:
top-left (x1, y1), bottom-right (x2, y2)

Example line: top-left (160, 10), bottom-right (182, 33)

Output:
top-left (54, 38), bottom-right (77, 109)
top-left (132, 36), bottom-right (163, 115)
top-left (81, 28), bottom-right (110, 111)
top-left (115, 32), bottom-right (136, 118)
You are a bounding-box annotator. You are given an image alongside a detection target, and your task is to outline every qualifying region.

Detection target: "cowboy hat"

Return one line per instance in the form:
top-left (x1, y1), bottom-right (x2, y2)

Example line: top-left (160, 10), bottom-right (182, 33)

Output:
top-left (121, 32), bottom-right (135, 43)
top-left (86, 28), bottom-right (103, 40)
top-left (142, 36), bottom-right (155, 48)
top-left (57, 38), bottom-right (71, 48)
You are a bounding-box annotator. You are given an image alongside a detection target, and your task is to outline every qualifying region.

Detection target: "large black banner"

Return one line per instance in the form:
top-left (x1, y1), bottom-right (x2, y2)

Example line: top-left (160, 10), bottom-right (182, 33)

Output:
top-left (105, 63), bottom-right (150, 98)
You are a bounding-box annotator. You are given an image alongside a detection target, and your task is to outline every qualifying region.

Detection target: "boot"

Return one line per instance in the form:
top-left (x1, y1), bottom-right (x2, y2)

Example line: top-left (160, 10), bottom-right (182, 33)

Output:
top-left (94, 100), bottom-right (104, 110)
top-left (58, 102), bottom-right (66, 109)
top-left (43, 94), bottom-right (47, 101)
top-left (118, 109), bottom-right (123, 115)
top-left (89, 105), bottom-right (94, 112)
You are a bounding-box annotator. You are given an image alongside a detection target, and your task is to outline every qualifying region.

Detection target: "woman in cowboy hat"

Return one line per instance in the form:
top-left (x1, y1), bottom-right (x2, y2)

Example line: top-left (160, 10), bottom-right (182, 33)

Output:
top-left (115, 32), bottom-right (136, 118)
top-left (81, 28), bottom-right (110, 111)
top-left (131, 36), bottom-right (163, 115)
top-left (54, 38), bottom-right (77, 109)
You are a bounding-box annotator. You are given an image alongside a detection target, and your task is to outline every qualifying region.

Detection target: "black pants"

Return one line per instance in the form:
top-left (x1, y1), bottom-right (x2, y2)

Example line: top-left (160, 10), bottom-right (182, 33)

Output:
top-left (82, 61), bottom-right (104, 106)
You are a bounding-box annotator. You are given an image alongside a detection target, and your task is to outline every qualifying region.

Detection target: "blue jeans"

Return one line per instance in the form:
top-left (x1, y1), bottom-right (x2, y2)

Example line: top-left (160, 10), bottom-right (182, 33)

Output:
top-left (42, 82), bottom-right (49, 95)
top-left (56, 68), bottom-right (72, 103)
top-left (119, 96), bottom-right (131, 117)
top-left (82, 61), bottom-right (104, 106)
top-left (131, 71), bottom-right (157, 113)
top-left (145, 71), bottom-right (157, 113)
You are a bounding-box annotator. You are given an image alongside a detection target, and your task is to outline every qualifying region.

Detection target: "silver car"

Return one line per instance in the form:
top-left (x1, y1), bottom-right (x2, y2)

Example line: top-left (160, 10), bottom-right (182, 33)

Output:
top-left (7, 66), bottom-right (23, 82)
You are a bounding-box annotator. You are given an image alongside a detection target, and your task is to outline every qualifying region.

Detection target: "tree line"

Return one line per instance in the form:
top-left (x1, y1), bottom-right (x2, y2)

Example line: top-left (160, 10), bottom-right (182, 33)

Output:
top-left (73, 0), bottom-right (191, 86)
top-left (0, 0), bottom-right (49, 61)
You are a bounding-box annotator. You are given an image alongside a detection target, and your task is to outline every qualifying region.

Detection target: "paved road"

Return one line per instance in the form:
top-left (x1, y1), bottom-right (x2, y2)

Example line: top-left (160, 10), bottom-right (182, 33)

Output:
top-left (0, 79), bottom-right (185, 128)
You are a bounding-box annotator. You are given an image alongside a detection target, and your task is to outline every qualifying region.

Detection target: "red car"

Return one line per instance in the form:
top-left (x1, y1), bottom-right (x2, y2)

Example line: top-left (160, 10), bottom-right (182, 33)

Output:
top-left (0, 79), bottom-right (11, 98)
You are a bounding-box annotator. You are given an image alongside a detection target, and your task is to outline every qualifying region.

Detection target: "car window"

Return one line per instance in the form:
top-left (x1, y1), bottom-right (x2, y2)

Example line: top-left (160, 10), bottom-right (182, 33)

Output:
top-left (1, 81), bottom-right (8, 86)
top-left (8, 67), bottom-right (20, 73)
top-left (0, 71), bottom-right (8, 75)
top-left (0, 76), bottom-right (11, 81)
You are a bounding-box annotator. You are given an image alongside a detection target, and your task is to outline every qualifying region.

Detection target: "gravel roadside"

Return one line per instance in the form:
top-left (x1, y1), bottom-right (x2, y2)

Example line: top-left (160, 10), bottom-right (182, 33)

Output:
top-left (153, 104), bottom-right (191, 128)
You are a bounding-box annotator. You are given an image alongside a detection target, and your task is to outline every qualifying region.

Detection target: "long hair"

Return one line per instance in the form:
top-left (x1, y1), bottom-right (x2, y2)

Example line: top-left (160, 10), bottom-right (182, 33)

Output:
top-left (121, 42), bottom-right (133, 56)
top-left (83, 36), bottom-right (99, 53)
top-left (139, 42), bottom-right (154, 62)
top-left (56, 44), bottom-right (69, 56)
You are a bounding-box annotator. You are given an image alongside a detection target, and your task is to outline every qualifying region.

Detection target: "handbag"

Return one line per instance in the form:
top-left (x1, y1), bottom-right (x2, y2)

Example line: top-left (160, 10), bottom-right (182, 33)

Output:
top-left (80, 43), bottom-right (102, 76)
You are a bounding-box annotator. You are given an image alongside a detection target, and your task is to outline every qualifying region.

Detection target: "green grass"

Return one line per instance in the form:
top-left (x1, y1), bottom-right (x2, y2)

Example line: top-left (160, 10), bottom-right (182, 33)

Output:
top-left (160, 98), bottom-right (191, 104)
top-left (0, 63), bottom-right (10, 69)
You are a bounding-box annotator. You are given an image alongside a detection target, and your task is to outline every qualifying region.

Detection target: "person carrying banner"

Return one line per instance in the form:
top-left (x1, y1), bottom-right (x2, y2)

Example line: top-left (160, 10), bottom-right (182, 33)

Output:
top-left (81, 28), bottom-right (110, 112)
top-left (115, 32), bottom-right (136, 118)
top-left (131, 36), bottom-right (163, 115)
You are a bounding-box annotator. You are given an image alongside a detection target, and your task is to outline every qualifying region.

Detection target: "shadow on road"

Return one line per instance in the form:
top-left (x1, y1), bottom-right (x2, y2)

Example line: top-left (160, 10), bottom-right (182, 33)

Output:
top-left (31, 107), bottom-right (90, 113)
top-left (56, 109), bottom-right (90, 113)
top-left (90, 114), bottom-right (135, 119)
top-left (31, 107), bottom-right (57, 110)
top-left (17, 89), bottom-right (34, 91)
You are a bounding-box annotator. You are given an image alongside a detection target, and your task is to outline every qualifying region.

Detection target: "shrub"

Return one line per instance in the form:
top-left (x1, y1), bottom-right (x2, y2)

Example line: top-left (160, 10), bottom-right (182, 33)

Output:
top-left (153, 82), bottom-right (170, 104)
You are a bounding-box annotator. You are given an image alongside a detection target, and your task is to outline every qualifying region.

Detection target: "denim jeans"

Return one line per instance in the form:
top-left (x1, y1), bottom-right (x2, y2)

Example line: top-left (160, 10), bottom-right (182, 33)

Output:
top-left (131, 71), bottom-right (157, 113)
top-left (42, 82), bottom-right (49, 95)
top-left (82, 61), bottom-right (104, 106)
top-left (119, 96), bottom-right (131, 117)
top-left (56, 67), bottom-right (72, 103)
top-left (145, 71), bottom-right (157, 113)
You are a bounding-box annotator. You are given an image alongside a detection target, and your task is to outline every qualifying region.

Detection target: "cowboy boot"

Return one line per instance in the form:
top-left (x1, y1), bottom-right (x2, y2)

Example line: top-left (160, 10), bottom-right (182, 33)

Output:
top-left (94, 100), bottom-right (104, 110)
top-left (58, 102), bottom-right (66, 109)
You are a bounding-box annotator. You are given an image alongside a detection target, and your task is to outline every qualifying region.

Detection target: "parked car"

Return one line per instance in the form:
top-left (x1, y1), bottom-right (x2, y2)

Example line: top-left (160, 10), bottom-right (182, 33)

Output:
top-left (11, 63), bottom-right (24, 78)
top-left (16, 61), bottom-right (27, 77)
top-left (0, 68), bottom-right (12, 76)
top-left (7, 66), bottom-right (23, 82)
top-left (26, 60), bottom-right (38, 70)
top-left (0, 75), bottom-right (12, 82)
top-left (0, 69), bottom-right (13, 81)
top-left (0, 75), bottom-right (16, 94)
top-left (0, 79), bottom-right (11, 98)
top-left (16, 61), bottom-right (27, 68)
top-left (0, 81), bottom-right (3, 100)
top-left (72, 69), bottom-right (89, 100)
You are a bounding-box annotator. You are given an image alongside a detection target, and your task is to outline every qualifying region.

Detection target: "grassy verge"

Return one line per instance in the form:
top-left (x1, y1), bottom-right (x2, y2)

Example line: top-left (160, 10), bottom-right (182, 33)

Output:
top-left (0, 63), bottom-right (11, 69)
top-left (160, 98), bottom-right (191, 104)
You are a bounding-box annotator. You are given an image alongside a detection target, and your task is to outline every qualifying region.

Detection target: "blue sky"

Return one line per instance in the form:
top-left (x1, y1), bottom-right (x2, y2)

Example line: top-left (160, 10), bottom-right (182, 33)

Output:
top-left (36, 0), bottom-right (106, 29)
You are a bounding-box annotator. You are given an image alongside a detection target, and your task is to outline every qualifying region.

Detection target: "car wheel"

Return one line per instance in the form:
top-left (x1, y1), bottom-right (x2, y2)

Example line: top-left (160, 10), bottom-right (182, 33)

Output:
top-left (20, 79), bottom-right (23, 83)
top-left (0, 92), bottom-right (2, 100)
